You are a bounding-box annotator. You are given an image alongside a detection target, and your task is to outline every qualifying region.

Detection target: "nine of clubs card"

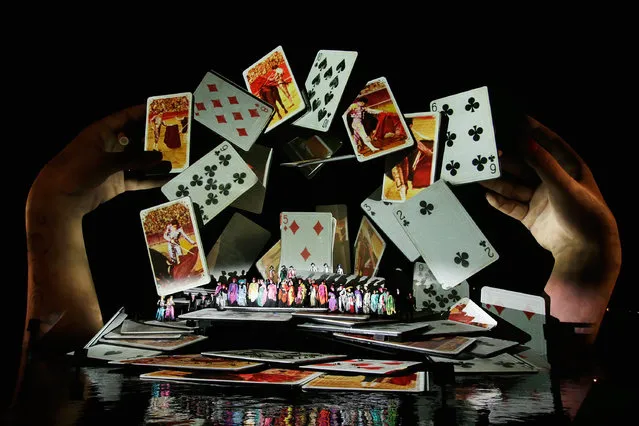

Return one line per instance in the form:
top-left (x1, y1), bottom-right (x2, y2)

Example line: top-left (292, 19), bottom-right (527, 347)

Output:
top-left (144, 93), bottom-right (192, 172)
top-left (343, 77), bottom-right (413, 162)
top-left (243, 46), bottom-right (305, 132)
top-left (140, 197), bottom-right (210, 296)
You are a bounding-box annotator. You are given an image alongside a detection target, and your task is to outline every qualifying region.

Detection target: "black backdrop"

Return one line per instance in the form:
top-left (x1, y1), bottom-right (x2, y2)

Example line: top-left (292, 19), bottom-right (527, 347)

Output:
top-left (11, 24), bottom-right (632, 398)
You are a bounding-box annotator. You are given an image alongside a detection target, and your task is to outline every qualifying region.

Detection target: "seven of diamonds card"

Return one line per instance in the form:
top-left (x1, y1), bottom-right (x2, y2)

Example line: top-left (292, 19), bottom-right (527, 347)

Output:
top-left (430, 86), bottom-right (500, 184)
top-left (144, 92), bottom-right (193, 172)
top-left (140, 197), bottom-right (210, 296)
top-left (161, 141), bottom-right (258, 225)
top-left (392, 180), bottom-right (498, 287)
top-left (194, 70), bottom-right (274, 151)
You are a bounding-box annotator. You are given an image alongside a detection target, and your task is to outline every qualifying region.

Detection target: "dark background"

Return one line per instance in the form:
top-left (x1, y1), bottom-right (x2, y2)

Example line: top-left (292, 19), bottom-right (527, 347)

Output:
top-left (10, 21), bottom-right (633, 403)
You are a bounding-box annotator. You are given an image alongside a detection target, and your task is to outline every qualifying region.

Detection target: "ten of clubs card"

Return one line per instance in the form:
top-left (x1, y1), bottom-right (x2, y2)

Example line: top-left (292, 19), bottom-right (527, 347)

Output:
top-left (144, 93), bottom-right (192, 173)
top-left (393, 180), bottom-right (499, 287)
top-left (140, 197), bottom-right (210, 296)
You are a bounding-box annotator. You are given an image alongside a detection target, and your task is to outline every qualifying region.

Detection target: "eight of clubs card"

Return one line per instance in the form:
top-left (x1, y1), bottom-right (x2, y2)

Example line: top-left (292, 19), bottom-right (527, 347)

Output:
top-left (145, 93), bottom-right (192, 172)
top-left (430, 86), bottom-right (500, 184)
top-left (343, 77), bottom-right (413, 162)
top-left (243, 46), bottom-right (305, 132)
top-left (140, 197), bottom-right (210, 296)
top-left (161, 141), bottom-right (258, 225)
top-left (393, 180), bottom-right (498, 287)
top-left (293, 50), bottom-right (358, 131)
top-left (193, 70), bottom-right (274, 151)
top-left (353, 216), bottom-right (386, 278)
top-left (280, 212), bottom-right (333, 274)
top-left (383, 113), bottom-right (440, 202)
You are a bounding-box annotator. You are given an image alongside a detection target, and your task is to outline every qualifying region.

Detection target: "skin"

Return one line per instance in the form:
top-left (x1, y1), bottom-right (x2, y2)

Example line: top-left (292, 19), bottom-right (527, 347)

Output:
top-left (480, 116), bottom-right (621, 342)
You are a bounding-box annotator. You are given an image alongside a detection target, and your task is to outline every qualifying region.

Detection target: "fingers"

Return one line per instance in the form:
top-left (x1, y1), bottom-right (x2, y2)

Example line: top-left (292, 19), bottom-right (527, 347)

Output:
top-left (485, 192), bottom-right (529, 221)
top-left (102, 150), bottom-right (164, 178)
top-left (498, 154), bottom-right (540, 185)
top-left (524, 137), bottom-right (579, 195)
top-left (124, 177), bottom-right (170, 192)
top-left (101, 105), bottom-right (146, 132)
top-left (479, 178), bottom-right (534, 203)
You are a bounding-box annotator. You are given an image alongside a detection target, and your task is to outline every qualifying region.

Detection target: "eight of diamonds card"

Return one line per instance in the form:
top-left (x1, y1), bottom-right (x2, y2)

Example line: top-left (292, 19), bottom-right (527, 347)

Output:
top-left (144, 93), bottom-right (192, 173)
top-left (430, 86), bottom-right (500, 184)
top-left (161, 141), bottom-right (258, 225)
top-left (140, 197), bottom-right (210, 296)
top-left (242, 46), bottom-right (305, 132)
top-left (392, 180), bottom-right (498, 287)
top-left (193, 70), bottom-right (274, 151)
top-left (343, 77), bottom-right (413, 162)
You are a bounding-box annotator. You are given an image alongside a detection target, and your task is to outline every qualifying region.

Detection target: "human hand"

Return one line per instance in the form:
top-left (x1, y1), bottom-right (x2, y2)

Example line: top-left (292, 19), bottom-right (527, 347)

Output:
top-left (28, 105), bottom-right (169, 218)
top-left (480, 116), bottom-right (621, 327)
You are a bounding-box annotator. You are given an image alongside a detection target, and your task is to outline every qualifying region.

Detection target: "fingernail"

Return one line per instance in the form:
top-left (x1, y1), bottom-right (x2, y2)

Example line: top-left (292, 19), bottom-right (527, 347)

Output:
top-left (526, 137), bottom-right (539, 154)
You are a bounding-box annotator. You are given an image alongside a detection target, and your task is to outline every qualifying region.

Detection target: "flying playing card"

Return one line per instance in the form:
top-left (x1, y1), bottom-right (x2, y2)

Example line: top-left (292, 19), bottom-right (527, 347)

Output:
top-left (481, 286), bottom-right (547, 356)
top-left (448, 298), bottom-right (497, 330)
top-left (207, 213), bottom-right (271, 280)
top-left (429, 352), bottom-right (539, 374)
top-left (144, 92), bottom-right (192, 172)
top-left (282, 134), bottom-right (343, 179)
top-left (316, 204), bottom-right (351, 275)
top-left (141, 368), bottom-right (322, 387)
top-left (301, 359), bottom-right (421, 375)
top-left (412, 262), bottom-right (469, 314)
top-left (298, 321), bottom-right (431, 337)
top-left (334, 333), bottom-right (476, 356)
top-left (420, 319), bottom-right (489, 336)
top-left (343, 77), bottom-right (413, 162)
top-left (353, 216), bottom-right (386, 277)
top-left (293, 50), bottom-right (358, 131)
top-left (392, 180), bottom-right (499, 287)
top-left (120, 319), bottom-right (194, 335)
top-left (161, 141), bottom-right (259, 225)
top-left (382, 113), bottom-right (440, 202)
top-left (140, 198), bottom-right (210, 296)
top-left (81, 344), bottom-right (162, 361)
top-left (302, 371), bottom-right (426, 393)
top-left (99, 334), bottom-right (207, 351)
top-left (109, 354), bottom-right (264, 371)
top-left (230, 144), bottom-right (273, 214)
top-left (255, 240), bottom-right (281, 283)
top-left (242, 46), bottom-right (305, 132)
top-left (193, 70), bottom-right (274, 151)
top-left (430, 86), bottom-right (500, 184)
top-left (201, 349), bottom-right (346, 365)
top-left (468, 336), bottom-right (519, 358)
top-left (280, 212), bottom-right (333, 275)
top-left (361, 187), bottom-right (420, 262)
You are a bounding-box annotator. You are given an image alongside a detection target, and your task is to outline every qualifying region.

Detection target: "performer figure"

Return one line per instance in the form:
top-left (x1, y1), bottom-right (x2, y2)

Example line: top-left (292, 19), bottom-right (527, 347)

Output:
top-left (164, 295), bottom-right (175, 321)
top-left (345, 97), bottom-right (382, 153)
top-left (156, 297), bottom-right (165, 321)
top-left (318, 280), bottom-right (328, 308)
top-left (279, 265), bottom-right (288, 283)
top-left (336, 264), bottom-right (344, 275)
top-left (163, 219), bottom-right (194, 265)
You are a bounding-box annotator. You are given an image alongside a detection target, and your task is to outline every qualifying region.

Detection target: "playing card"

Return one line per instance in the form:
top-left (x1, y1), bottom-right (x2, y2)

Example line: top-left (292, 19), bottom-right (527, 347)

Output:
top-left (429, 352), bottom-right (539, 374)
top-left (282, 134), bottom-right (343, 179)
top-left (161, 141), bottom-right (259, 225)
top-left (430, 86), bottom-right (500, 184)
top-left (382, 113), bottom-right (440, 202)
top-left (120, 319), bottom-right (194, 335)
top-left (412, 262), bottom-right (469, 314)
top-left (353, 216), bottom-right (386, 277)
top-left (280, 212), bottom-right (333, 275)
top-left (291, 312), bottom-right (370, 321)
top-left (81, 344), bottom-right (162, 361)
top-left (201, 349), bottom-right (346, 365)
top-left (179, 309), bottom-right (293, 322)
top-left (301, 359), bottom-right (421, 375)
top-left (255, 240), bottom-right (281, 282)
top-left (207, 213), bottom-right (271, 280)
top-left (298, 321), bottom-right (431, 337)
top-left (230, 144), bottom-right (273, 214)
top-left (144, 92), bottom-right (192, 172)
top-left (242, 46), bottom-right (305, 132)
top-left (448, 298), bottom-right (497, 330)
top-left (99, 334), bottom-right (207, 351)
top-left (193, 70), bottom-right (274, 151)
top-left (343, 77), bottom-right (413, 162)
top-left (334, 333), bottom-right (475, 356)
top-left (141, 368), bottom-right (322, 387)
top-left (392, 180), bottom-right (499, 287)
top-left (361, 186), bottom-right (420, 262)
top-left (142, 319), bottom-right (197, 330)
top-left (420, 319), bottom-right (488, 336)
top-left (302, 371), bottom-right (426, 392)
top-left (103, 328), bottom-right (181, 340)
top-left (316, 204), bottom-right (351, 275)
top-left (109, 354), bottom-right (264, 371)
top-left (481, 286), bottom-right (547, 356)
top-left (84, 307), bottom-right (127, 349)
top-left (293, 50), bottom-right (358, 131)
top-left (140, 197), bottom-right (210, 296)
top-left (468, 336), bottom-right (519, 357)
